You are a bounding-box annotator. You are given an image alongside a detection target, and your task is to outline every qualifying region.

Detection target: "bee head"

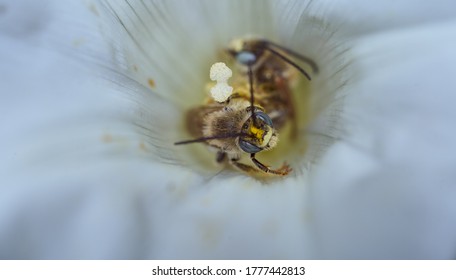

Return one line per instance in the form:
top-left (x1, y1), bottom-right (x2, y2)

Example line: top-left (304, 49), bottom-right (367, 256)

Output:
top-left (227, 39), bottom-right (266, 67)
top-left (227, 38), bottom-right (318, 81)
top-left (238, 110), bottom-right (278, 154)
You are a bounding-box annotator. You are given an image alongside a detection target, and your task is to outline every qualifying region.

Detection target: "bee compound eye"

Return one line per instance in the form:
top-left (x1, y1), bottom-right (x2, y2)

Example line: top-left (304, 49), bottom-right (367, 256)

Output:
top-left (236, 51), bottom-right (256, 66)
top-left (238, 139), bottom-right (262, 153)
top-left (255, 111), bottom-right (274, 127)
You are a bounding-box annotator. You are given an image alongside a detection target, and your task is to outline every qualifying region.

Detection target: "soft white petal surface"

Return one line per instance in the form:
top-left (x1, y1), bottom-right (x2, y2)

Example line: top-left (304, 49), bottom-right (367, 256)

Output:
top-left (312, 20), bottom-right (456, 259)
top-left (306, 0), bottom-right (456, 36)
top-left (0, 0), bottom-right (182, 258)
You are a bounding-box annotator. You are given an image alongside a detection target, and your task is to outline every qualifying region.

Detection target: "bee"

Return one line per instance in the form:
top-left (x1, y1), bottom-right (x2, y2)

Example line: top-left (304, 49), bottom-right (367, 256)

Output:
top-left (175, 38), bottom-right (318, 176)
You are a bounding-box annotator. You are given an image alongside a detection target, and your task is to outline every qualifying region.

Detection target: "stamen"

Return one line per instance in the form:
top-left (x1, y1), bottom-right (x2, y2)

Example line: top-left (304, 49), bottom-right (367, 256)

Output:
top-left (209, 62), bottom-right (233, 102)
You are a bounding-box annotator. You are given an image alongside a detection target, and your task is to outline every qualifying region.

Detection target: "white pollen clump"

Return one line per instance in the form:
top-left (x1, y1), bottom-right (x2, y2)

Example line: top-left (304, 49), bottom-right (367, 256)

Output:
top-left (209, 62), bottom-right (233, 102)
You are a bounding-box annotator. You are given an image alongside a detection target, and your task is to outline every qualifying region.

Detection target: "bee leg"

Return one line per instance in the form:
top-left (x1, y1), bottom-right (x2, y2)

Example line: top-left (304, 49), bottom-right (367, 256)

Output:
top-left (229, 157), bottom-right (260, 174)
top-left (216, 151), bottom-right (226, 163)
top-left (250, 153), bottom-right (292, 176)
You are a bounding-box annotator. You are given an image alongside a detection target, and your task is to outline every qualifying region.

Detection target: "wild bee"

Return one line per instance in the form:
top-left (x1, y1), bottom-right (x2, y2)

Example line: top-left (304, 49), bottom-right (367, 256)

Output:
top-left (175, 38), bottom-right (318, 176)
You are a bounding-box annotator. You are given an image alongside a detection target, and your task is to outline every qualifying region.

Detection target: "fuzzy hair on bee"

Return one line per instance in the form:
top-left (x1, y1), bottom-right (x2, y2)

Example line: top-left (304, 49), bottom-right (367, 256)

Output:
top-left (175, 38), bottom-right (318, 176)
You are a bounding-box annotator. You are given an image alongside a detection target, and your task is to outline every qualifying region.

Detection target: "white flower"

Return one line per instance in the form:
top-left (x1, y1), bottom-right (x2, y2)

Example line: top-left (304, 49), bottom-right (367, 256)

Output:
top-left (1, 0), bottom-right (456, 259)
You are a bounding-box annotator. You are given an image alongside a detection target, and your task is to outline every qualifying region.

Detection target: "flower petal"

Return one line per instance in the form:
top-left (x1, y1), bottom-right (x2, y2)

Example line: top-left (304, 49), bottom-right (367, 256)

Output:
top-left (312, 19), bottom-right (456, 259)
top-left (314, 0), bottom-right (456, 36)
top-left (0, 0), bottom-right (186, 258)
top-left (99, 0), bottom-right (280, 106)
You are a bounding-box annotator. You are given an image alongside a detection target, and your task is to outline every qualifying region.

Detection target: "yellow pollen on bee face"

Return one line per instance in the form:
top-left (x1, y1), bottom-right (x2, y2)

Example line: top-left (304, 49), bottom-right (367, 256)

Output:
top-left (248, 124), bottom-right (274, 148)
top-left (249, 125), bottom-right (264, 138)
top-left (249, 125), bottom-right (268, 146)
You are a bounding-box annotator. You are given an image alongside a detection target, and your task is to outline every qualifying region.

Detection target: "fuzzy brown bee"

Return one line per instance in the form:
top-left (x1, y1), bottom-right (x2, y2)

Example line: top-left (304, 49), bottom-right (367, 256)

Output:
top-left (175, 38), bottom-right (318, 176)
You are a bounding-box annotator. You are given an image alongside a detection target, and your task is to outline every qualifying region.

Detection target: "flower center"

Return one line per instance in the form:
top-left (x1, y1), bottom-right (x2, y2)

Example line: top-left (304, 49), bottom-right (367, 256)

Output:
top-left (177, 37), bottom-right (316, 177)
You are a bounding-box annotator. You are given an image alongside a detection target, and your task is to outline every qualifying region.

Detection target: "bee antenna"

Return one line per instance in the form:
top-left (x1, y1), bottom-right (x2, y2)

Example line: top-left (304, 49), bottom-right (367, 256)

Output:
top-left (247, 65), bottom-right (256, 123)
top-left (259, 40), bottom-right (319, 80)
top-left (174, 133), bottom-right (245, 145)
top-left (264, 46), bottom-right (312, 81)
top-left (262, 41), bottom-right (319, 73)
